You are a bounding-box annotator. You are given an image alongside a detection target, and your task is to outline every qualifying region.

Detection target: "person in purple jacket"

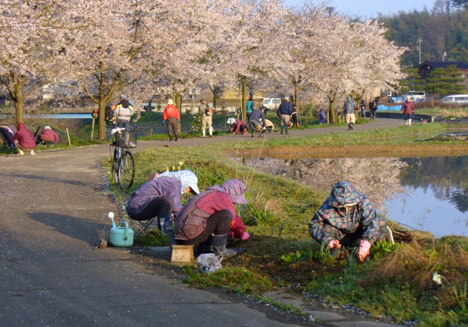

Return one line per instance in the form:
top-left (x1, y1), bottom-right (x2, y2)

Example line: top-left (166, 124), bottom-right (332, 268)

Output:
top-left (126, 170), bottom-right (199, 231)
top-left (174, 179), bottom-right (248, 259)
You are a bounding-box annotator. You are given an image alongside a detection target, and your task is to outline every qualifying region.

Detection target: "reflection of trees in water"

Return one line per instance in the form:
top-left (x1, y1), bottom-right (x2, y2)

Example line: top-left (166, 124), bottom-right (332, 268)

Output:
top-left (400, 156), bottom-right (468, 212)
top-left (235, 157), bottom-right (407, 209)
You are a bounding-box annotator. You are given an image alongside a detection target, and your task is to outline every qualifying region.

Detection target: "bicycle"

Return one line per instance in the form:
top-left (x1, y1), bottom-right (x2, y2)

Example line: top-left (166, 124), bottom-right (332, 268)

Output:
top-left (109, 123), bottom-right (137, 189)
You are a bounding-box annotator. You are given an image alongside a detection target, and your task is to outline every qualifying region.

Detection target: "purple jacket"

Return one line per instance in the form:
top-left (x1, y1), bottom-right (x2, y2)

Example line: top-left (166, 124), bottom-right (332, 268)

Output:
top-left (174, 190), bottom-right (239, 240)
top-left (126, 177), bottom-right (183, 217)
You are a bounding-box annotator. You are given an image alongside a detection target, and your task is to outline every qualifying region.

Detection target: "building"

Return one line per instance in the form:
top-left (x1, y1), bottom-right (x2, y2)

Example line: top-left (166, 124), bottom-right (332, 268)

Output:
top-left (418, 61), bottom-right (468, 90)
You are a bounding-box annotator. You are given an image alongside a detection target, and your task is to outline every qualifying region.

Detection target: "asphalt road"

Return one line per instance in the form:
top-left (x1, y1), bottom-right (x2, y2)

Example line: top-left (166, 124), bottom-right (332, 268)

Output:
top-left (0, 119), bottom-right (404, 327)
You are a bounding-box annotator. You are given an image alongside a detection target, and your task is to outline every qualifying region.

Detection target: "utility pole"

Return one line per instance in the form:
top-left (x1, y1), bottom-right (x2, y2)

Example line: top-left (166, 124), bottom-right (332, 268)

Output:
top-left (416, 37), bottom-right (422, 64)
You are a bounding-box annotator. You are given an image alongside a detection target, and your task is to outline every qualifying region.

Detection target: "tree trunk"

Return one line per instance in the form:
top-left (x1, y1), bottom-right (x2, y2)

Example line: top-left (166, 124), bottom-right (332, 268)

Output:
top-left (240, 75), bottom-right (247, 122)
top-left (15, 79), bottom-right (24, 124)
top-left (174, 93), bottom-right (182, 134)
top-left (98, 70), bottom-right (107, 141)
top-left (327, 92), bottom-right (338, 124)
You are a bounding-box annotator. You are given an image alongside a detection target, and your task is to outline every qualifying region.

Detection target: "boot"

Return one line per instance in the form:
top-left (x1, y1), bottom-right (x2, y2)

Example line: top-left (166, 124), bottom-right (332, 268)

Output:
top-left (175, 134), bottom-right (178, 141)
top-left (348, 124), bottom-right (352, 130)
top-left (285, 127), bottom-right (289, 135)
top-left (168, 135), bottom-right (172, 141)
top-left (157, 213), bottom-right (174, 232)
top-left (211, 234), bottom-right (241, 259)
top-left (196, 237), bottom-right (213, 255)
top-left (202, 130), bottom-right (206, 138)
top-left (209, 128), bottom-right (213, 138)
top-left (408, 119), bottom-right (412, 126)
top-left (350, 123), bottom-right (354, 130)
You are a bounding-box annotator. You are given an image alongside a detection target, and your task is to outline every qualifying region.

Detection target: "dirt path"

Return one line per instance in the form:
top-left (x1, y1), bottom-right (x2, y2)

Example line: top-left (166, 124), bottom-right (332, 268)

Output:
top-left (0, 118), bottom-right (418, 326)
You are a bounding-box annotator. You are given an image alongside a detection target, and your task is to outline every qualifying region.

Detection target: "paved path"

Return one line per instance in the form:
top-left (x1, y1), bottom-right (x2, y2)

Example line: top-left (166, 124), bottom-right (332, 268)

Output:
top-left (0, 119), bottom-right (404, 326)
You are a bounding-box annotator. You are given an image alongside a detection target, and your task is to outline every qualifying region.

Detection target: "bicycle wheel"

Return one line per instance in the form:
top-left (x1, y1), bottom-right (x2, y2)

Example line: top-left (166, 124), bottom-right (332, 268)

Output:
top-left (117, 151), bottom-right (135, 189)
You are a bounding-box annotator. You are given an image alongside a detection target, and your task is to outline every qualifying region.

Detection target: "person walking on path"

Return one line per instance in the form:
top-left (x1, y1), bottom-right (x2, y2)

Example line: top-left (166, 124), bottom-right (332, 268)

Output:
top-left (12, 122), bottom-right (36, 155)
top-left (163, 99), bottom-right (180, 141)
top-left (199, 99), bottom-right (213, 138)
top-left (369, 98), bottom-right (378, 120)
top-left (309, 181), bottom-right (393, 262)
top-left (359, 99), bottom-right (366, 119)
top-left (277, 96), bottom-right (292, 135)
top-left (400, 96), bottom-right (415, 126)
top-left (0, 123), bottom-right (17, 150)
top-left (174, 179), bottom-right (249, 259)
top-left (37, 126), bottom-right (59, 147)
top-left (291, 104), bottom-right (300, 128)
top-left (343, 96), bottom-right (356, 130)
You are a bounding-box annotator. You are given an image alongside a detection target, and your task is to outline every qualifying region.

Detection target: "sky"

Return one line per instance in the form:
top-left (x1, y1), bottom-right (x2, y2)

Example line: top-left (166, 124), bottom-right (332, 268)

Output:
top-left (283, 0), bottom-right (436, 18)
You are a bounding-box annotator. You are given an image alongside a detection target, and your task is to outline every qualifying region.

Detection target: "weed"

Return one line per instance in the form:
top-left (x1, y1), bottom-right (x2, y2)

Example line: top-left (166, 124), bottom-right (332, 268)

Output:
top-left (134, 229), bottom-right (168, 247)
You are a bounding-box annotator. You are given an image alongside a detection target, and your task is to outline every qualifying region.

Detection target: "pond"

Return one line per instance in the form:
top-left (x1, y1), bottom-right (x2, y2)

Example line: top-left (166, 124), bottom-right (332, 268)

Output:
top-left (234, 155), bottom-right (468, 238)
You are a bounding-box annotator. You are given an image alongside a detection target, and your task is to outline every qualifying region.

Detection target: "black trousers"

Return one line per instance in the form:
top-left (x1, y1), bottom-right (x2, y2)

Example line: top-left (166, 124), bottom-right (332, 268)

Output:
top-left (177, 209), bottom-right (232, 245)
top-left (129, 196), bottom-right (174, 221)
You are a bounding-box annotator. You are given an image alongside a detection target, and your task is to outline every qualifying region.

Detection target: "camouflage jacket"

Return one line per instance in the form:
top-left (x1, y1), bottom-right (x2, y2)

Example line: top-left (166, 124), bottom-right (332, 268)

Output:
top-left (309, 181), bottom-right (383, 246)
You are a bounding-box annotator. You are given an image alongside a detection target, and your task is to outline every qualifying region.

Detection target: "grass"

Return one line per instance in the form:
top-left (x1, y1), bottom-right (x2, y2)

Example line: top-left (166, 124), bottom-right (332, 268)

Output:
top-left (100, 119), bottom-right (468, 325)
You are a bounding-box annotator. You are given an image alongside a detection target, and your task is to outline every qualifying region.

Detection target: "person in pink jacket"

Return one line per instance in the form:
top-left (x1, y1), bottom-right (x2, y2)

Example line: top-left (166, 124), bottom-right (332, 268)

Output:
top-left (12, 122), bottom-right (36, 155)
top-left (37, 126), bottom-right (59, 147)
top-left (174, 179), bottom-right (250, 259)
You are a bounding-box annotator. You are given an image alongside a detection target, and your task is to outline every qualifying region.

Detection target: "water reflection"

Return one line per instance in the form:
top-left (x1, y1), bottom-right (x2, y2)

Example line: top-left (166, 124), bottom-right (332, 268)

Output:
top-left (234, 157), bottom-right (407, 209)
top-left (235, 155), bottom-right (468, 237)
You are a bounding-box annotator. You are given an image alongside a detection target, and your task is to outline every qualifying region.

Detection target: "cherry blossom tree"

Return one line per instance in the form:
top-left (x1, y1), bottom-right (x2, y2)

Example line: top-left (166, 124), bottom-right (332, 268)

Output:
top-left (61, 0), bottom-right (168, 140)
top-left (0, 0), bottom-right (69, 123)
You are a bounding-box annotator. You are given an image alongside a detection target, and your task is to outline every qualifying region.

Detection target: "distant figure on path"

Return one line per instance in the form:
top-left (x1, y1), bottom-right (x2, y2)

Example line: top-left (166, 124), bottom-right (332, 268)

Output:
top-left (249, 106), bottom-right (266, 138)
top-left (37, 126), bottom-right (59, 147)
top-left (228, 118), bottom-right (249, 135)
top-left (343, 96), bottom-right (356, 130)
top-left (277, 96), bottom-right (292, 135)
top-left (13, 122), bottom-right (36, 155)
top-left (199, 99), bottom-right (213, 138)
top-left (359, 99), bottom-right (366, 119)
top-left (369, 98), bottom-right (378, 119)
top-left (163, 99), bottom-right (180, 141)
top-left (400, 96), bottom-right (415, 126)
top-left (114, 95), bottom-right (134, 132)
top-left (318, 109), bottom-right (327, 124)
top-left (291, 104), bottom-right (300, 128)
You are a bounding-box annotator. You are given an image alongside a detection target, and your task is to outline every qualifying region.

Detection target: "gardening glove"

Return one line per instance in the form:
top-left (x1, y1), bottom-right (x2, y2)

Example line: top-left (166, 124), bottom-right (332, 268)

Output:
top-left (328, 240), bottom-right (341, 249)
top-left (162, 120), bottom-right (165, 125)
top-left (358, 240), bottom-right (371, 262)
top-left (177, 119), bottom-right (180, 123)
top-left (241, 232), bottom-right (250, 241)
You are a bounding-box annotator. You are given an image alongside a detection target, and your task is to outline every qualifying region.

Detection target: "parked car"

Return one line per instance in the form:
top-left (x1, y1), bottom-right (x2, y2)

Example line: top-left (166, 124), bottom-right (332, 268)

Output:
top-left (402, 91), bottom-right (426, 101)
top-left (390, 96), bottom-right (406, 103)
top-left (262, 98), bottom-right (282, 110)
top-left (441, 94), bottom-right (468, 104)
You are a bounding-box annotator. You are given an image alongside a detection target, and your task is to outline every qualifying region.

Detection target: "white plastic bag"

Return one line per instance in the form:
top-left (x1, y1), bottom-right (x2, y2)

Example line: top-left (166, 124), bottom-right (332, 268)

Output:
top-left (197, 253), bottom-right (223, 274)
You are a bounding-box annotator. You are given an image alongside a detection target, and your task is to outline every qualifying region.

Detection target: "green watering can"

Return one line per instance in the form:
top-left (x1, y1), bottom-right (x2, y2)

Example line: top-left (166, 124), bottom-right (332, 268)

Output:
top-left (108, 212), bottom-right (134, 247)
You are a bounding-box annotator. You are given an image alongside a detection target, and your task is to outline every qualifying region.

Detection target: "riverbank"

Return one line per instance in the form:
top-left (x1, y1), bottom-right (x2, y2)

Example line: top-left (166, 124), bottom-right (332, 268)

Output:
top-left (107, 122), bottom-right (468, 327)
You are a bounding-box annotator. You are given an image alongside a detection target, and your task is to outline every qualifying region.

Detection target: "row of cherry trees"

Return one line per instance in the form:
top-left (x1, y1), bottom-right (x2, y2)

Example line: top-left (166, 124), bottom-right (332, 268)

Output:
top-left (0, 0), bottom-right (405, 140)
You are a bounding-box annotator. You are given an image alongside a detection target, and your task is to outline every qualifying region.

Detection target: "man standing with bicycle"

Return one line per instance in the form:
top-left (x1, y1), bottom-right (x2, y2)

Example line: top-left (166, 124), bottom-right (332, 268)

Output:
top-left (114, 95), bottom-right (134, 132)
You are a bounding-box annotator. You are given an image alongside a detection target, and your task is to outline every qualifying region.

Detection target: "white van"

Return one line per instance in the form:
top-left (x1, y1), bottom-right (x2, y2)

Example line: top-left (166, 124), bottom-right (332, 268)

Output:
top-left (403, 91), bottom-right (426, 100)
top-left (262, 98), bottom-right (282, 110)
top-left (441, 95), bottom-right (468, 104)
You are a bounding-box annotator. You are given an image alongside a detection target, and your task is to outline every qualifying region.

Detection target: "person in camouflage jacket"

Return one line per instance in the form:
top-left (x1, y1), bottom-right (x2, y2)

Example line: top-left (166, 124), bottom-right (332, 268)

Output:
top-left (309, 181), bottom-right (389, 261)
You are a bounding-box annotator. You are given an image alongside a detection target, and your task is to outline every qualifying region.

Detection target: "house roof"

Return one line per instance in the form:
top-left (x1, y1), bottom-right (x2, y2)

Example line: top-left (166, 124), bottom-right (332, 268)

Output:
top-left (418, 60), bottom-right (468, 70)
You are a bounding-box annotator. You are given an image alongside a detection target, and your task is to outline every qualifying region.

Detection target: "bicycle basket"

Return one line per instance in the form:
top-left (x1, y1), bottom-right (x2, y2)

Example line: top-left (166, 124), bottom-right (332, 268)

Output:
top-left (114, 129), bottom-right (137, 148)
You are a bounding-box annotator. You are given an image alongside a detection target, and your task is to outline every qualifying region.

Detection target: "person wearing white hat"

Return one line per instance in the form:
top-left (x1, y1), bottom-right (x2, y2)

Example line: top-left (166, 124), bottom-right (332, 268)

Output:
top-left (126, 170), bottom-right (199, 232)
top-left (163, 99), bottom-right (180, 141)
top-left (37, 126), bottom-right (59, 147)
top-left (199, 99), bottom-right (214, 138)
